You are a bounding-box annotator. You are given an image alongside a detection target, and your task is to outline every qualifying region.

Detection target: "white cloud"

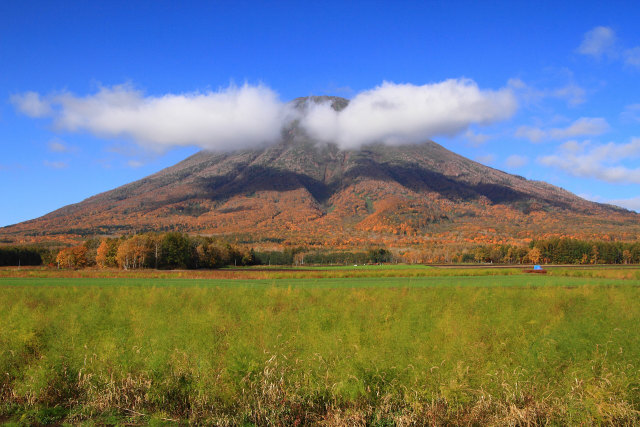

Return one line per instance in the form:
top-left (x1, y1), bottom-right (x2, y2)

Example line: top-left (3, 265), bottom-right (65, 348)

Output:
top-left (516, 117), bottom-right (609, 143)
top-left (464, 129), bottom-right (491, 146)
top-left (48, 139), bottom-right (72, 153)
top-left (608, 196), bottom-right (640, 212)
top-left (550, 83), bottom-right (586, 106)
top-left (508, 78), bottom-right (585, 106)
top-left (14, 79), bottom-right (517, 152)
top-left (300, 79), bottom-right (517, 149)
top-left (578, 26), bottom-right (640, 69)
top-left (127, 160), bottom-right (144, 168)
top-left (43, 160), bottom-right (69, 169)
top-left (49, 83), bottom-right (290, 152)
top-left (505, 154), bottom-right (528, 169)
top-left (11, 91), bottom-right (52, 117)
top-left (507, 78), bottom-right (527, 90)
top-left (475, 154), bottom-right (496, 165)
top-left (559, 140), bottom-right (585, 153)
top-left (549, 117), bottom-right (609, 139)
top-left (621, 104), bottom-right (640, 122)
top-left (539, 137), bottom-right (640, 183)
top-left (515, 126), bottom-right (547, 143)
top-left (625, 47), bottom-right (640, 67)
top-left (577, 26), bottom-right (617, 58)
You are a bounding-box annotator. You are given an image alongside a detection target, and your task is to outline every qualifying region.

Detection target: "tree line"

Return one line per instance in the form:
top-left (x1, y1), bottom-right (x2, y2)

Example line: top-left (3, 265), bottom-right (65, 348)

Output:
top-left (463, 238), bottom-right (640, 265)
top-left (254, 248), bottom-right (393, 266)
top-left (2, 235), bottom-right (639, 269)
top-left (0, 247), bottom-right (44, 266)
top-left (0, 234), bottom-right (395, 270)
top-left (54, 233), bottom-right (395, 270)
top-left (53, 233), bottom-right (255, 270)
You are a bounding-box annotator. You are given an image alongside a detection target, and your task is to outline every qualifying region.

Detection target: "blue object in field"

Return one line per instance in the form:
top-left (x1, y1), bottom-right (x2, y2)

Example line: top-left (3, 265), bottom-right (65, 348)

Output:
top-left (534, 265), bottom-right (542, 270)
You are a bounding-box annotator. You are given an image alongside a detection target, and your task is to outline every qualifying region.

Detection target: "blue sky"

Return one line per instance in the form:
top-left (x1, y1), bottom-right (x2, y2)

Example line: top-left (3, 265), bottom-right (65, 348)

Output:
top-left (1, 1), bottom-right (640, 227)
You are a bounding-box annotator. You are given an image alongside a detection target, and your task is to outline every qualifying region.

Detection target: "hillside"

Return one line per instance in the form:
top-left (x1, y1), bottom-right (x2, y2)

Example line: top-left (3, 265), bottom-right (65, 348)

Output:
top-left (2, 96), bottom-right (638, 249)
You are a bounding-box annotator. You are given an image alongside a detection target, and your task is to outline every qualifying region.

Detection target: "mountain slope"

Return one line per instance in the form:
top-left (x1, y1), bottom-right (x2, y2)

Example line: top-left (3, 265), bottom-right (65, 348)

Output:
top-left (2, 97), bottom-right (638, 248)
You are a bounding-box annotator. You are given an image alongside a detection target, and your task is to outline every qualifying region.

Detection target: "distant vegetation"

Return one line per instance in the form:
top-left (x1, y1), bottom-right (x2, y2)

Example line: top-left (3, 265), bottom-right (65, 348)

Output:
top-left (0, 246), bottom-right (57, 267)
top-left (254, 248), bottom-right (393, 266)
top-left (2, 234), bottom-right (640, 269)
top-left (46, 232), bottom-right (395, 269)
top-left (460, 238), bottom-right (640, 265)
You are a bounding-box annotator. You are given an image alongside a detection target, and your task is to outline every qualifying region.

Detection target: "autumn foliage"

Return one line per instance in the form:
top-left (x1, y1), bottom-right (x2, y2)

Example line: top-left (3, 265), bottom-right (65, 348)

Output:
top-left (1, 137), bottom-right (638, 256)
top-left (11, 234), bottom-right (627, 271)
top-left (55, 245), bottom-right (88, 269)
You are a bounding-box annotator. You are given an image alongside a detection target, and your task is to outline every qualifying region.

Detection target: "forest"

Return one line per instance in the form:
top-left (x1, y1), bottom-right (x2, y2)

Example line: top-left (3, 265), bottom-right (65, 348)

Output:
top-left (1, 234), bottom-right (639, 269)
top-left (0, 246), bottom-right (44, 266)
top-left (463, 238), bottom-right (640, 265)
top-left (45, 232), bottom-right (392, 270)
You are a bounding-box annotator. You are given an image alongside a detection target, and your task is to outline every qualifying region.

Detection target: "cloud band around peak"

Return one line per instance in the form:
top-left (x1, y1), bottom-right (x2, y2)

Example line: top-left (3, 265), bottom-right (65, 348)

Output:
top-left (300, 79), bottom-right (517, 148)
top-left (11, 79), bottom-right (517, 152)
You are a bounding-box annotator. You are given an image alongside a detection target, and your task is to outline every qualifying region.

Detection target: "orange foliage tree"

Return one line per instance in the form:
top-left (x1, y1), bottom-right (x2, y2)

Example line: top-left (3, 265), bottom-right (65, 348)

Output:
top-left (96, 239), bottom-right (119, 268)
top-left (116, 235), bottom-right (150, 270)
top-left (56, 245), bottom-right (88, 269)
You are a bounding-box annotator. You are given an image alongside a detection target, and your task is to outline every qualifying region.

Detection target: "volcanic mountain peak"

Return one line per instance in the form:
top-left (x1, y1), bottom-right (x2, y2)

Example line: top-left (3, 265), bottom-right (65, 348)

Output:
top-left (290, 95), bottom-right (350, 112)
top-left (1, 105), bottom-right (638, 246)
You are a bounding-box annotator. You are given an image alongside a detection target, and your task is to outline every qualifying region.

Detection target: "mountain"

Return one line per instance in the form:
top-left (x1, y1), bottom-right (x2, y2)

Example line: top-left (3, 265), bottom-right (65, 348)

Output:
top-left (2, 96), bottom-right (638, 249)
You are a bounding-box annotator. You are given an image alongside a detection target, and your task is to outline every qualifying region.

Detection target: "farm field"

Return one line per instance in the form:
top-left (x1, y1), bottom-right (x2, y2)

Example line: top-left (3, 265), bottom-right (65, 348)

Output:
top-left (3, 263), bottom-right (640, 280)
top-left (1, 271), bottom-right (639, 425)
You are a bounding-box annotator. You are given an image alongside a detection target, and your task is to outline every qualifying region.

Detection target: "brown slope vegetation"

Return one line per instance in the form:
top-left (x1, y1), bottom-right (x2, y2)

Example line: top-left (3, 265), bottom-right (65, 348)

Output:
top-left (2, 96), bottom-right (638, 248)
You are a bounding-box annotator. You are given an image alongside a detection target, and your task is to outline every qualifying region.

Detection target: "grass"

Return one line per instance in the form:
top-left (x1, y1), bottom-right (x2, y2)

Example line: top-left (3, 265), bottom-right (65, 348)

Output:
top-left (0, 274), bottom-right (638, 289)
top-left (6, 263), bottom-right (640, 281)
top-left (1, 273), bottom-right (639, 425)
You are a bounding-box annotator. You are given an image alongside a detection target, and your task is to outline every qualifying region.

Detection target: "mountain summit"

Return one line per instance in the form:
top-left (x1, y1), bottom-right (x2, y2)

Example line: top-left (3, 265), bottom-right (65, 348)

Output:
top-left (2, 96), bottom-right (638, 248)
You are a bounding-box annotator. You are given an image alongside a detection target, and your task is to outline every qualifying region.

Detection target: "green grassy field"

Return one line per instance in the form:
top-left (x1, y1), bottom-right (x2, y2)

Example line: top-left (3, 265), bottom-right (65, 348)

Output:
top-left (4, 264), bottom-right (640, 281)
top-left (1, 273), bottom-right (639, 425)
